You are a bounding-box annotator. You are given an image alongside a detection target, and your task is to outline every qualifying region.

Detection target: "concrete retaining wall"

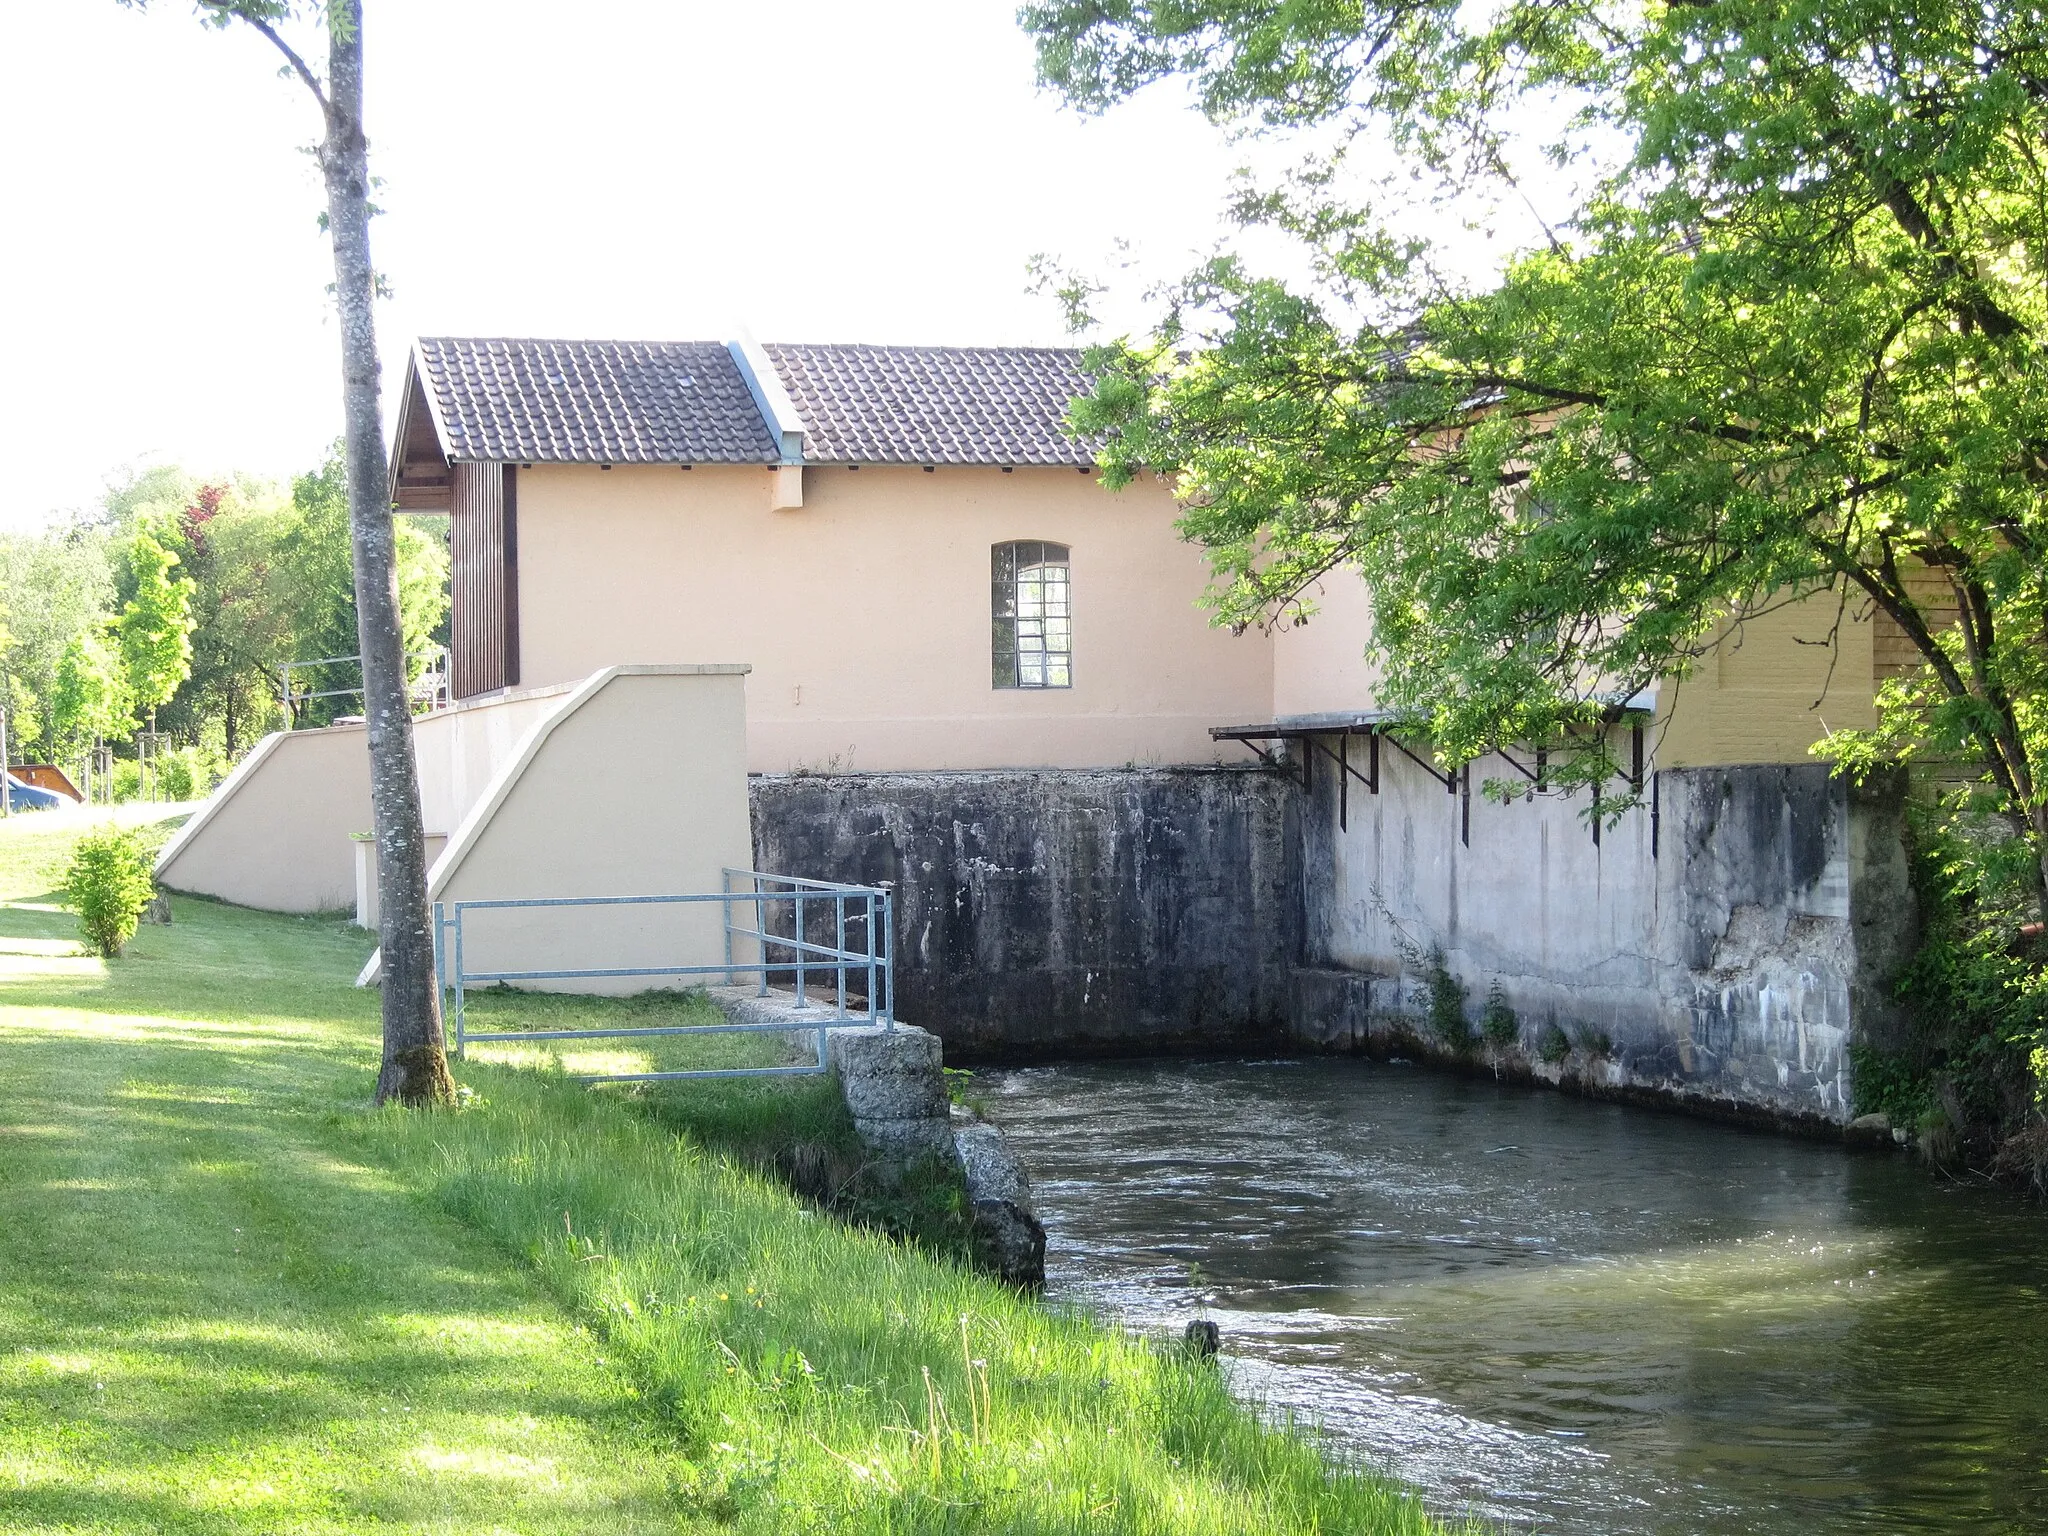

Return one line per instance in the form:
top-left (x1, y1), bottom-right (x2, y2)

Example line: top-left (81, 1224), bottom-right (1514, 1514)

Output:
top-left (750, 767), bottom-right (1297, 1059)
top-left (154, 725), bottom-right (370, 912)
top-left (750, 757), bottom-right (1915, 1125)
top-left (425, 666), bottom-right (755, 994)
top-left (1293, 743), bottom-right (1917, 1126)
top-left (157, 679), bottom-right (578, 912)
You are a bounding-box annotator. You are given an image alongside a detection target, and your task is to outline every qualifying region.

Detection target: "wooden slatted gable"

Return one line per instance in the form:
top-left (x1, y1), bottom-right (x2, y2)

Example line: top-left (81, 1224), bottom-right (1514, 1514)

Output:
top-left (390, 367), bottom-right (453, 511)
top-left (449, 462), bottom-right (519, 698)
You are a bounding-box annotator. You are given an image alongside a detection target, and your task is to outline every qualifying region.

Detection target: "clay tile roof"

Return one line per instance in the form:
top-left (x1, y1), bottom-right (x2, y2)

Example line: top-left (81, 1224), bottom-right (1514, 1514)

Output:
top-left (414, 337), bottom-right (778, 464)
top-left (763, 343), bottom-right (1098, 466)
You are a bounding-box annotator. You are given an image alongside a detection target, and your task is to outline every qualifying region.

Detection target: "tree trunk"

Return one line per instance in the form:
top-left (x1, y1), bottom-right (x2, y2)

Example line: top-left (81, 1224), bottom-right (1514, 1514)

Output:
top-left (320, 2), bottom-right (453, 1106)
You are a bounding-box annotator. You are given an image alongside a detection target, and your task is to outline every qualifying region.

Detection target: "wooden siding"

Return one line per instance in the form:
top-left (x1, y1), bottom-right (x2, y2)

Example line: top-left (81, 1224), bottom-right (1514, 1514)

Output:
top-left (1872, 561), bottom-right (1961, 685)
top-left (449, 462), bottom-right (519, 698)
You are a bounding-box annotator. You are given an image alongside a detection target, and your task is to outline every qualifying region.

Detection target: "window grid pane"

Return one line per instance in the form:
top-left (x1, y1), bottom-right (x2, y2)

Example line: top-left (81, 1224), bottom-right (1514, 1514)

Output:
top-left (991, 541), bottom-right (1072, 690)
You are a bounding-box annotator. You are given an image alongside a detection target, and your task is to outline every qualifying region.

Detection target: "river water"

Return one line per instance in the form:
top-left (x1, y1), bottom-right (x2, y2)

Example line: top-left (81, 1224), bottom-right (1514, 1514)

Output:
top-left (978, 1058), bottom-right (2048, 1533)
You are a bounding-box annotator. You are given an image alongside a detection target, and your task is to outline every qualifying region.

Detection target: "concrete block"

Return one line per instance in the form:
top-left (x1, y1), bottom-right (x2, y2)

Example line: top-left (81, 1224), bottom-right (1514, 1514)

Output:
top-left (853, 1115), bottom-right (959, 1163)
top-left (954, 1121), bottom-right (1030, 1206)
top-left (955, 1117), bottom-right (1044, 1288)
top-left (828, 1023), bottom-right (948, 1122)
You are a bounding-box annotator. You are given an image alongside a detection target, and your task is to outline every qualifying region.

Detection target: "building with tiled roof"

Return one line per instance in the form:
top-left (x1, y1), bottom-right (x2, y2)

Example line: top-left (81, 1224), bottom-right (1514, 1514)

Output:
top-left (392, 337), bottom-right (1098, 505)
top-left (387, 335), bottom-right (1282, 771)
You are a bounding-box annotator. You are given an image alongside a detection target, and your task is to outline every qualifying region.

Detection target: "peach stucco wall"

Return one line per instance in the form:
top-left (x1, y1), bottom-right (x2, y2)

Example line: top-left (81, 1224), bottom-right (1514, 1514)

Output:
top-left (155, 724), bottom-right (370, 912)
top-left (511, 464), bottom-right (1276, 772)
top-left (1270, 569), bottom-right (1388, 721)
top-left (431, 666), bottom-right (756, 994)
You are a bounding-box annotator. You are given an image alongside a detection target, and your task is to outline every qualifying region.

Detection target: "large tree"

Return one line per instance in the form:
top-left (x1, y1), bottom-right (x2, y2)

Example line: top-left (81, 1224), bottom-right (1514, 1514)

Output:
top-left (1026, 0), bottom-right (2048, 893)
top-left (116, 525), bottom-right (196, 724)
top-left (130, 0), bottom-right (451, 1102)
top-left (0, 528), bottom-right (115, 757)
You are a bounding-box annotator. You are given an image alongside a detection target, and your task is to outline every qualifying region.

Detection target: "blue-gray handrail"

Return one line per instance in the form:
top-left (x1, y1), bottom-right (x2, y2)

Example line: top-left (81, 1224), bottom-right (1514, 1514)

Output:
top-left (432, 868), bottom-right (893, 1084)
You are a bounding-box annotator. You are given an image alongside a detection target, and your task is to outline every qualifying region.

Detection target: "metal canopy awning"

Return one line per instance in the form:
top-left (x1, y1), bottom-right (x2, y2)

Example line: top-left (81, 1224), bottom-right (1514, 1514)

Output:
top-left (1212, 713), bottom-right (1437, 834)
top-left (1211, 706), bottom-right (1654, 849)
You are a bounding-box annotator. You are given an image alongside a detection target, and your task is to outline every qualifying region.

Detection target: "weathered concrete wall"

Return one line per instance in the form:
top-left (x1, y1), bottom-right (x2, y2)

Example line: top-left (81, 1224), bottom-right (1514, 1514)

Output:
top-left (748, 752), bottom-right (1914, 1126)
top-left (750, 767), bottom-right (1297, 1060)
top-left (1293, 741), bottom-right (1917, 1127)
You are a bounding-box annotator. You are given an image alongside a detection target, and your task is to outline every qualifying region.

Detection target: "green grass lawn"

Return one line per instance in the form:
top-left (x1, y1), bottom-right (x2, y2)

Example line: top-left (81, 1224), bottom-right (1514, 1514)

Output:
top-left (0, 810), bottom-right (1455, 1535)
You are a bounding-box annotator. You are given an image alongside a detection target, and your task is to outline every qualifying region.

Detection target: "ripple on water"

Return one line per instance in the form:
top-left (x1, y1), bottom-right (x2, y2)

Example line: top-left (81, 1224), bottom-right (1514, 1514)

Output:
top-left (984, 1057), bottom-right (2048, 1535)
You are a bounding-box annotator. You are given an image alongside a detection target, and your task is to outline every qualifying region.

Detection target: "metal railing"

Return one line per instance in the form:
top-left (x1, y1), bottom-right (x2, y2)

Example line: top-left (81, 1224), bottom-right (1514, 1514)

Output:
top-left (433, 868), bottom-right (893, 1084)
top-left (282, 646), bottom-right (450, 722)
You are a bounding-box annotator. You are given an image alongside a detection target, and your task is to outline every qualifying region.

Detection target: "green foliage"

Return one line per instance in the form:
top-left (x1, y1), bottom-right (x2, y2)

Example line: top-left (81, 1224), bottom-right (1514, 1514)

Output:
top-left (117, 525), bottom-right (196, 722)
top-left (64, 825), bottom-right (156, 958)
top-left (110, 758), bottom-right (143, 803)
top-left (1028, 0), bottom-right (2048, 873)
top-left (1536, 1023), bottom-right (1572, 1065)
top-left (154, 743), bottom-right (225, 801)
top-left (1572, 1025), bottom-right (1613, 1060)
top-left (1870, 811), bottom-right (2048, 1164)
top-left (1423, 945), bottom-right (1469, 1048)
top-left (1847, 1043), bottom-right (1933, 1127)
top-left (279, 453), bottom-right (449, 727)
top-left (49, 632), bottom-right (128, 756)
top-left (1480, 982), bottom-right (1517, 1047)
top-left (9, 452), bottom-right (451, 762)
top-left (0, 526), bottom-right (115, 756)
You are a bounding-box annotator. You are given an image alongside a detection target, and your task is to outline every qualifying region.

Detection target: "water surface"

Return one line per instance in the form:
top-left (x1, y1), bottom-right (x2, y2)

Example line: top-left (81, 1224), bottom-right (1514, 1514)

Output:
top-left (981, 1058), bottom-right (2048, 1533)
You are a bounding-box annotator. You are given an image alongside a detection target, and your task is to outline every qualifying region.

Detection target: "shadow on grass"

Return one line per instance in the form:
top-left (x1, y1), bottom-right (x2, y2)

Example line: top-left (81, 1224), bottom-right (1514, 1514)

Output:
top-left (1, 1021), bottom-right (685, 1534)
top-left (0, 890), bottom-right (379, 1031)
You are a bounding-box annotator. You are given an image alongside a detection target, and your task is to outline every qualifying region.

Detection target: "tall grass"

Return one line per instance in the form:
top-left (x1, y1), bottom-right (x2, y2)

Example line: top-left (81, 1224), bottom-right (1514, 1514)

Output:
top-left (456, 986), bottom-right (983, 1258)
top-left (0, 809), bottom-right (1455, 1533)
top-left (354, 1061), bottom-right (1454, 1534)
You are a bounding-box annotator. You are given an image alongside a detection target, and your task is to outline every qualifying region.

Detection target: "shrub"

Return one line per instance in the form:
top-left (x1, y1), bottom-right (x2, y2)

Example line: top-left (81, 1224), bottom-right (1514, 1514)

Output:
top-left (1536, 1023), bottom-right (1572, 1064)
top-left (110, 757), bottom-right (143, 802)
top-left (66, 825), bottom-right (157, 958)
top-left (1871, 807), bottom-right (2047, 1172)
top-left (1423, 945), bottom-right (1470, 1049)
top-left (155, 744), bottom-right (223, 801)
top-left (1573, 1024), bottom-right (1613, 1059)
top-left (1480, 981), bottom-right (1518, 1047)
top-left (1847, 1041), bottom-right (1933, 1125)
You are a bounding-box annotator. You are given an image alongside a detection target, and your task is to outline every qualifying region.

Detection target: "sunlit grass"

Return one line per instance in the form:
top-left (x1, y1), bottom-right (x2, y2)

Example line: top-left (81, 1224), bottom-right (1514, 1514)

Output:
top-left (0, 809), bottom-right (1456, 1534)
top-left (0, 813), bottom-right (695, 1534)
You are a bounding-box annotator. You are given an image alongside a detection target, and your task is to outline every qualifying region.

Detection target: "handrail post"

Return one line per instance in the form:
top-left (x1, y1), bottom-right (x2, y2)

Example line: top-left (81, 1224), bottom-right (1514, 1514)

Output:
top-left (880, 884), bottom-right (895, 1028)
top-left (754, 872), bottom-right (769, 997)
top-left (864, 891), bottom-right (878, 1023)
top-left (835, 893), bottom-right (847, 1019)
top-left (721, 869), bottom-right (734, 986)
top-left (794, 888), bottom-right (808, 1008)
top-left (452, 906), bottom-right (468, 1060)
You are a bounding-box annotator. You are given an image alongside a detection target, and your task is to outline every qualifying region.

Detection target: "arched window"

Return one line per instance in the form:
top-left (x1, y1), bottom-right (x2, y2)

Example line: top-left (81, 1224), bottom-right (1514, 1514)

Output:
top-left (991, 540), bottom-right (1071, 689)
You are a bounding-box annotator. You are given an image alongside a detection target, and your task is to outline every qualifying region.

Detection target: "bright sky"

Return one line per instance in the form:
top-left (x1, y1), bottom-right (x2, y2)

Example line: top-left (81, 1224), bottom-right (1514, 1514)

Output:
top-left (0, 1), bottom-right (1254, 527)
